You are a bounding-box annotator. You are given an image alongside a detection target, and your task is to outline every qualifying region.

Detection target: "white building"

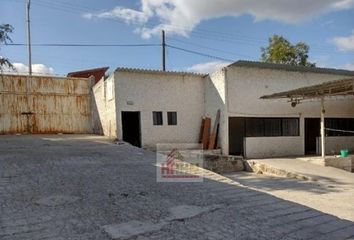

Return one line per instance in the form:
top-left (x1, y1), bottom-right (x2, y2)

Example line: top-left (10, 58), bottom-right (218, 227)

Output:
top-left (93, 61), bottom-right (354, 158)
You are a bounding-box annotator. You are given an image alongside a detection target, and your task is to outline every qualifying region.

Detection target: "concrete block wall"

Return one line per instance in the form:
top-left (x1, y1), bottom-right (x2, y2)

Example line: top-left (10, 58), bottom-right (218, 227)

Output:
top-left (244, 137), bottom-right (303, 159)
top-left (204, 68), bottom-right (227, 154)
top-left (325, 157), bottom-right (352, 172)
top-left (115, 71), bottom-right (205, 149)
top-left (92, 76), bottom-right (117, 138)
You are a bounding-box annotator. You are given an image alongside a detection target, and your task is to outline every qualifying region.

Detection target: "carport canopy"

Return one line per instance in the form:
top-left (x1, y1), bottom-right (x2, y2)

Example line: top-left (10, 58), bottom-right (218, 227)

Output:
top-left (260, 78), bottom-right (354, 158)
top-left (260, 78), bottom-right (354, 100)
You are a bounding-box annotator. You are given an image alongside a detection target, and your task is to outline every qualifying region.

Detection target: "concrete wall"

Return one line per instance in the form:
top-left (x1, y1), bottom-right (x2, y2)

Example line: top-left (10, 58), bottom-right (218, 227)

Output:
top-left (324, 156), bottom-right (352, 172)
top-left (92, 75), bottom-right (116, 137)
top-left (0, 74), bottom-right (92, 134)
top-left (204, 69), bottom-right (227, 153)
top-left (317, 136), bottom-right (354, 155)
top-left (244, 137), bottom-right (303, 158)
top-left (225, 66), bottom-right (354, 156)
top-left (115, 71), bottom-right (205, 149)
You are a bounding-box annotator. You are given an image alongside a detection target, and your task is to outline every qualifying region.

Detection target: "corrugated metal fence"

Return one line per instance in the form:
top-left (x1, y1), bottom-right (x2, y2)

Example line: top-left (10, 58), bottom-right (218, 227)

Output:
top-left (0, 74), bottom-right (92, 134)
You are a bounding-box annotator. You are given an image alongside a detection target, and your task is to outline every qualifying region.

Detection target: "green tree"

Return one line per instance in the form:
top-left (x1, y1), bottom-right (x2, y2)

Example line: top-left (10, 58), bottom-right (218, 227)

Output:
top-left (261, 35), bottom-right (315, 67)
top-left (0, 24), bottom-right (14, 71)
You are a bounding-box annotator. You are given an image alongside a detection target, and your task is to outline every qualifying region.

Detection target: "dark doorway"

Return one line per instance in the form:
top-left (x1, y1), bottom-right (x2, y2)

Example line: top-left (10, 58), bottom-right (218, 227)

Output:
top-left (229, 117), bottom-right (245, 155)
top-left (305, 118), bottom-right (320, 155)
top-left (121, 111), bottom-right (141, 147)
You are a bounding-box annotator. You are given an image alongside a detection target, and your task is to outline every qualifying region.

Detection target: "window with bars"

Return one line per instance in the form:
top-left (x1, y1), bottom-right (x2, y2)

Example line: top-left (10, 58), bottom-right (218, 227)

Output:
top-left (167, 112), bottom-right (177, 125)
top-left (325, 118), bottom-right (354, 136)
top-left (152, 111), bottom-right (163, 125)
top-left (245, 118), bottom-right (299, 137)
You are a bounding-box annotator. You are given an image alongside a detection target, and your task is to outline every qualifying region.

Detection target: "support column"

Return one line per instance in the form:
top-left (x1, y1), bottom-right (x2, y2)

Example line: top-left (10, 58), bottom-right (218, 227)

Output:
top-left (321, 98), bottom-right (325, 158)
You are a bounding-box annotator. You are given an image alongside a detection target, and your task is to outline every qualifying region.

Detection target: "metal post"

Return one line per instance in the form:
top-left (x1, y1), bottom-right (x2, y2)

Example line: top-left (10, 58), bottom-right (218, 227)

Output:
top-left (26, 0), bottom-right (32, 76)
top-left (162, 30), bottom-right (166, 71)
top-left (321, 98), bottom-right (325, 158)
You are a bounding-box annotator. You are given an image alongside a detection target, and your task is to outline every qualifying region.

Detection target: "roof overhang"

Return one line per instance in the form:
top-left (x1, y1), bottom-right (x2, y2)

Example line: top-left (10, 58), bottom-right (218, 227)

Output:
top-left (260, 78), bottom-right (354, 101)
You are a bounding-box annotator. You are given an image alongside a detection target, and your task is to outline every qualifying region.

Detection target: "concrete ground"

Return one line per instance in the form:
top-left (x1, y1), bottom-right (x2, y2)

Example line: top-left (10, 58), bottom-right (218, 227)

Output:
top-left (243, 158), bottom-right (354, 221)
top-left (1, 135), bottom-right (354, 240)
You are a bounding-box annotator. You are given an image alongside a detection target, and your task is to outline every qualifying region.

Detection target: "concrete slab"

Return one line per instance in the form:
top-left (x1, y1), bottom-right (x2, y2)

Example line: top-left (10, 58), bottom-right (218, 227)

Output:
top-left (228, 158), bottom-right (354, 221)
top-left (167, 204), bottom-right (222, 221)
top-left (103, 221), bottom-right (166, 239)
top-left (297, 155), bottom-right (353, 172)
top-left (246, 158), bottom-right (354, 185)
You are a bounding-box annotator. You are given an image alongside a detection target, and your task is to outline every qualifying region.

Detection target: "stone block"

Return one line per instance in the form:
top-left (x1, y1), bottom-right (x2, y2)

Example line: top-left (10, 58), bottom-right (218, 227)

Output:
top-left (203, 154), bottom-right (245, 173)
top-left (324, 157), bottom-right (352, 172)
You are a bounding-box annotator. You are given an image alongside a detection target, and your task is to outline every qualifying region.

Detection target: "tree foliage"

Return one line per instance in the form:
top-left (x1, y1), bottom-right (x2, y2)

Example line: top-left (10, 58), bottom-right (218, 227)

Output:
top-left (0, 24), bottom-right (14, 71)
top-left (261, 35), bottom-right (315, 67)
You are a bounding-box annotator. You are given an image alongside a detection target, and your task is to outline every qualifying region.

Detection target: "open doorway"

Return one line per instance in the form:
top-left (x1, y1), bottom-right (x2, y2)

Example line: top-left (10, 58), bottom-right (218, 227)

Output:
top-left (229, 117), bottom-right (245, 156)
top-left (121, 111), bottom-right (141, 147)
top-left (305, 118), bottom-right (320, 155)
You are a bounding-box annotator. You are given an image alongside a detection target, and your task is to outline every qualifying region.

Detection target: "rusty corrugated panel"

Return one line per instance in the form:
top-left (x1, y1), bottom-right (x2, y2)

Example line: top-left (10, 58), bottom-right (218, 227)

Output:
top-left (0, 74), bottom-right (91, 134)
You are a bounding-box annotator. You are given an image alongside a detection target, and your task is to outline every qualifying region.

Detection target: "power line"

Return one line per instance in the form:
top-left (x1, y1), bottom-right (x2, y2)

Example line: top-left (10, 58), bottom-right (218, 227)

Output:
top-left (28, 0), bottom-right (345, 54)
top-left (22, 0), bottom-right (347, 53)
top-left (168, 38), bottom-right (253, 58)
top-left (6, 43), bottom-right (160, 47)
top-left (166, 44), bottom-right (234, 62)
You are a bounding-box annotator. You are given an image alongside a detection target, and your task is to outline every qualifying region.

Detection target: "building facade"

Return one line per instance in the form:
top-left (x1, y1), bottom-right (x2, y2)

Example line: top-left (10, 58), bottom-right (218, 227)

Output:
top-left (93, 61), bottom-right (354, 158)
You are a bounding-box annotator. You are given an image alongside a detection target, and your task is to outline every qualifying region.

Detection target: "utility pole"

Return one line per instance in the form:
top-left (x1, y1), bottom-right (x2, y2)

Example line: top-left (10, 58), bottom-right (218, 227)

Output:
top-left (162, 30), bottom-right (166, 71)
top-left (26, 0), bottom-right (32, 75)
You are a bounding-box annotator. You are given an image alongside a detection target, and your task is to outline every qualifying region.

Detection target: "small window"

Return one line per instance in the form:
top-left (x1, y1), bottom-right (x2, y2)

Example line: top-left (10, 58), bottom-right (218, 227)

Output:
top-left (153, 111), bottom-right (163, 125)
top-left (167, 112), bottom-right (177, 125)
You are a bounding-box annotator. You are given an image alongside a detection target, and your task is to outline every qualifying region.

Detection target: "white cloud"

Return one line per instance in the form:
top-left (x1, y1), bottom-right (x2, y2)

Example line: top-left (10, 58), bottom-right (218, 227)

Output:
top-left (332, 31), bottom-right (354, 52)
top-left (3, 63), bottom-right (55, 75)
top-left (343, 63), bottom-right (354, 70)
top-left (83, 7), bottom-right (148, 24)
top-left (187, 61), bottom-right (230, 74)
top-left (311, 55), bottom-right (330, 68)
top-left (84, 0), bottom-right (354, 38)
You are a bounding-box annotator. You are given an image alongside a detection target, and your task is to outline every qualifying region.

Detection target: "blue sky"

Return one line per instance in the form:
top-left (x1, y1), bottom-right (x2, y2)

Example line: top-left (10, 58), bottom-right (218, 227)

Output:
top-left (1, 0), bottom-right (354, 75)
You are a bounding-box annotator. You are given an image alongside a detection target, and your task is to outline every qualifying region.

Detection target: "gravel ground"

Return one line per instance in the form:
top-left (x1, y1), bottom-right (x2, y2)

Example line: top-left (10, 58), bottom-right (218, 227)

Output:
top-left (1, 135), bottom-right (354, 240)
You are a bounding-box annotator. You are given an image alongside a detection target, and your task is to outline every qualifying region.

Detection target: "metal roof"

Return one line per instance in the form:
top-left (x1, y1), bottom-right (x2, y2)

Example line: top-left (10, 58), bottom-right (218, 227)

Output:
top-left (228, 60), bottom-right (354, 76)
top-left (67, 67), bottom-right (109, 76)
top-left (115, 67), bottom-right (206, 77)
top-left (261, 78), bottom-right (354, 100)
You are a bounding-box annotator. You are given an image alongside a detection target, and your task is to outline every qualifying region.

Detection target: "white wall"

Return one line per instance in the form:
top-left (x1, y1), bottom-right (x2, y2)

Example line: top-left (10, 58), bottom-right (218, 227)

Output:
top-left (317, 136), bottom-right (354, 155)
top-left (204, 69), bottom-right (228, 153)
top-left (115, 71), bottom-right (205, 149)
top-left (92, 76), bottom-right (117, 137)
top-left (225, 66), bottom-right (354, 156)
top-left (226, 66), bottom-right (354, 117)
top-left (245, 137), bottom-right (303, 158)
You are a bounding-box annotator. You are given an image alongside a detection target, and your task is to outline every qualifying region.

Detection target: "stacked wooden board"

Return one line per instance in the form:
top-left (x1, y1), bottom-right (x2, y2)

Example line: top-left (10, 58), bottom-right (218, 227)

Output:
top-left (199, 110), bottom-right (220, 150)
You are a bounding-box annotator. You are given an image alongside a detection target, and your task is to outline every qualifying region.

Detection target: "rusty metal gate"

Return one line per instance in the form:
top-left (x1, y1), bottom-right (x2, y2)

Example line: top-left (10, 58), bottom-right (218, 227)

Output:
top-left (0, 74), bottom-right (92, 134)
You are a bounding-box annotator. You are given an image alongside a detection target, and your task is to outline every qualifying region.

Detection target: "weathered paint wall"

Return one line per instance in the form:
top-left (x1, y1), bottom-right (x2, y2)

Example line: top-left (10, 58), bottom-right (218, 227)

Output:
top-left (0, 74), bottom-right (92, 134)
top-left (91, 76), bottom-right (117, 137)
top-left (225, 66), bottom-right (354, 157)
top-left (115, 71), bottom-right (205, 149)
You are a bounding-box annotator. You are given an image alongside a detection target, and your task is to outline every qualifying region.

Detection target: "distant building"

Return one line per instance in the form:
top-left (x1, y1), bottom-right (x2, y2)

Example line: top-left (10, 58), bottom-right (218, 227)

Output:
top-left (67, 67), bottom-right (109, 83)
top-left (92, 61), bottom-right (354, 158)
